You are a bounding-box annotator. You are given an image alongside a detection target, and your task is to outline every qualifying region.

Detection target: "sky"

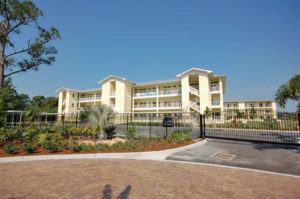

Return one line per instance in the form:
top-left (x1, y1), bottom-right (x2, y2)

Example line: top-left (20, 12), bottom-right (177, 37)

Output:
top-left (10, 0), bottom-right (300, 111)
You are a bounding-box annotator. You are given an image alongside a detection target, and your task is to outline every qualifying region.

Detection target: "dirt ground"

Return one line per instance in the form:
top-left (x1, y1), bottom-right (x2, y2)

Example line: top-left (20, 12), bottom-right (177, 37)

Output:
top-left (0, 159), bottom-right (299, 199)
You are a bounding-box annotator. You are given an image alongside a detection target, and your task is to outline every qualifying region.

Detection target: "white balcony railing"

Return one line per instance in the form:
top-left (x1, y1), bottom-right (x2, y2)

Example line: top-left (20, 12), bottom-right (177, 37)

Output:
top-left (211, 100), bottom-right (220, 106)
top-left (134, 102), bottom-right (182, 109)
top-left (159, 102), bottom-right (182, 108)
top-left (210, 86), bottom-right (220, 91)
top-left (78, 97), bottom-right (101, 102)
top-left (158, 89), bottom-right (181, 96)
top-left (134, 91), bottom-right (157, 97)
top-left (134, 89), bottom-right (181, 98)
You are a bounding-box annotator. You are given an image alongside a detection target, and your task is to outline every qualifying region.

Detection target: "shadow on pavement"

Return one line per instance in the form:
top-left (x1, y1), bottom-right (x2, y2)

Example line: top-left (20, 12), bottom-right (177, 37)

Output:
top-left (102, 184), bottom-right (132, 199)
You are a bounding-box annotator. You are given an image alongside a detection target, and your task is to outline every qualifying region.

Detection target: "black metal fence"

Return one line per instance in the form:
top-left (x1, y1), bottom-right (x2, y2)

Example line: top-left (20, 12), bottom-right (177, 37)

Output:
top-left (203, 112), bottom-right (300, 146)
top-left (2, 110), bottom-right (300, 145)
top-left (113, 113), bottom-right (201, 139)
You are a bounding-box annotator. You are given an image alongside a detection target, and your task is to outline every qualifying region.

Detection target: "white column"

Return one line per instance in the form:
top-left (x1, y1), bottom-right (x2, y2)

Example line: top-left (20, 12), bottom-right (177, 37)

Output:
top-left (156, 86), bottom-right (159, 113)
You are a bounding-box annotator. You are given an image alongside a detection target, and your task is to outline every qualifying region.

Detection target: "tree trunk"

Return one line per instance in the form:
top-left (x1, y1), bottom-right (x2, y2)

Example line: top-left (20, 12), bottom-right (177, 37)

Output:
top-left (0, 62), bottom-right (4, 97)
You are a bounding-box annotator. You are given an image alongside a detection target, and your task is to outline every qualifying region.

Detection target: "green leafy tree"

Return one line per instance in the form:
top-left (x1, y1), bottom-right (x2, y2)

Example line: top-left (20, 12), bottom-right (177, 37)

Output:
top-left (249, 107), bottom-right (256, 119)
top-left (0, 0), bottom-right (60, 96)
top-left (275, 74), bottom-right (300, 112)
top-left (204, 106), bottom-right (211, 116)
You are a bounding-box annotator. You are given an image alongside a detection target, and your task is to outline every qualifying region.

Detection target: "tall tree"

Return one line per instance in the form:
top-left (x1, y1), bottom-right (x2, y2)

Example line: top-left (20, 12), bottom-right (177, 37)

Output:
top-left (0, 0), bottom-right (60, 96)
top-left (275, 74), bottom-right (300, 112)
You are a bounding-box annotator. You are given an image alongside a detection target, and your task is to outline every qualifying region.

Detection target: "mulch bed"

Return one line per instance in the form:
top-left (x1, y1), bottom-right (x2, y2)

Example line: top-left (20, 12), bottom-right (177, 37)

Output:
top-left (0, 139), bottom-right (202, 157)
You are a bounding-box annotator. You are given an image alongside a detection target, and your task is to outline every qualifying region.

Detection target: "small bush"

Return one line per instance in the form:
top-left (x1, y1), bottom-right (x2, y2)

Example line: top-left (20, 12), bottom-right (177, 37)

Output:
top-left (126, 126), bottom-right (136, 140)
top-left (79, 143), bottom-right (89, 151)
top-left (167, 136), bottom-right (173, 144)
top-left (126, 142), bottom-right (132, 151)
top-left (118, 142), bottom-right (125, 150)
top-left (61, 141), bottom-right (70, 150)
top-left (22, 142), bottom-right (37, 154)
top-left (42, 140), bottom-right (61, 153)
top-left (95, 144), bottom-right (103, 151)
top-left (71, 141), bottom-right (80, 152)
top-left (138, 144), bottom-right (144, 150)
top-left (103, 143), bottom-right (110, 150)
top-left (88, 144), bottom-right (96, 151)
top-left (112, 144), bottom-right (117, 151)
top-left (176, 136), bottom-right (185, 144)
top-left (3, 143), bottom-right (19, 154)
top-left (23, 129), bottom-right (39, 142)
top-left (104, 125), bottom-right (116, 139)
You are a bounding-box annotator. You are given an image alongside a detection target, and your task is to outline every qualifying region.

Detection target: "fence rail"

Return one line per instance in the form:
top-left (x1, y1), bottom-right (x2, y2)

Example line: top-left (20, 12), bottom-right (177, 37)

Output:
top-left (1, 111), bottom-right (300, 145)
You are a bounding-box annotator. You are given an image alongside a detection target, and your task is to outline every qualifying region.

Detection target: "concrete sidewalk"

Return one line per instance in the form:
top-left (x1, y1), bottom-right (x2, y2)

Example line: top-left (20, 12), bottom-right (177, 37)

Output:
top-left (167, 138), bottom-right (300, 175)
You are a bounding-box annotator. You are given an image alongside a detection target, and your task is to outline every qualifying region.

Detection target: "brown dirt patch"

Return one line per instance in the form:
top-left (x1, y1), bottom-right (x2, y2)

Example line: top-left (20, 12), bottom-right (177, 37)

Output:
top-left (0, 159), bottom-right (299, 199)
top-left (0, 139), bottom-right (200, 157)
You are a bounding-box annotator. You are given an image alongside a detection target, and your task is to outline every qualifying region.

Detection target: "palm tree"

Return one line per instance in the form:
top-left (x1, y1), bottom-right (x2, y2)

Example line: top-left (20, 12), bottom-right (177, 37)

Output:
top-left (275, 74), bottom-right (300, 112)
top-left (88, 104), bottom-right (115, 140)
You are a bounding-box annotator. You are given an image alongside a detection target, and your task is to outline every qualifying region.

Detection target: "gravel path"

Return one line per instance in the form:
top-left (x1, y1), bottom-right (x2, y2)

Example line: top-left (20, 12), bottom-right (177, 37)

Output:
top-left (0, 159), bottom-right (299, 199)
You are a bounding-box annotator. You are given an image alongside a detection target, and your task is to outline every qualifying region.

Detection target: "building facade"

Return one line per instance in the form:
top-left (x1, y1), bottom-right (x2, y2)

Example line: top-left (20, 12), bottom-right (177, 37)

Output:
top-left (56, 68), bottom-right (277, 118)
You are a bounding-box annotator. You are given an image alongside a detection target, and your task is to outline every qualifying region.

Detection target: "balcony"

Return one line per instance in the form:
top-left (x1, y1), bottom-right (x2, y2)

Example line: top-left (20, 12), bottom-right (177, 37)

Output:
top-left (78, 97), bottom-right (101, 102)
top-left (110, 91), bottom-right (115, 97)
top-left (134, 89), bottom-right (181, 98)
top-left (133, 102), bottom-right (182, 110)
top-left (210, 86), bottom-right (220, 92)
top-left (211, 100), bottom-right (221, 107)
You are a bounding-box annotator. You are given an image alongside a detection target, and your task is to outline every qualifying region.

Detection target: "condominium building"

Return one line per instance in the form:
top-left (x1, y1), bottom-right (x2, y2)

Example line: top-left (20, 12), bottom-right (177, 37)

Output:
top-left (56, 68), bottom-right (277, 117)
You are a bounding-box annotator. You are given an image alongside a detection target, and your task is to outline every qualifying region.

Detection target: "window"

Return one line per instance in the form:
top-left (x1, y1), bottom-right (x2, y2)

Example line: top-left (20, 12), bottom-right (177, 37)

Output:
top-left (72, 94), bottom-right (75, 98)
top-left (72, 103), bottom-right (74, 108)
top-left (259, 102), bottom-right (263, 107)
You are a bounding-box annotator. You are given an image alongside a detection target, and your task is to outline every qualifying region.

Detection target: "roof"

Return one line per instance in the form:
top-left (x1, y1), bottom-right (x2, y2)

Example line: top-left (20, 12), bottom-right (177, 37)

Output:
top-left (56, 87), bottom-right (102, 93)
top-left (176, 68), bottom-right (213, 78)
top-left (224, 100), bottom-right (275, 103)
top-left (98, 75), bottom-right (134, 84)
top-left (134, 78), bottom-right (180, 87)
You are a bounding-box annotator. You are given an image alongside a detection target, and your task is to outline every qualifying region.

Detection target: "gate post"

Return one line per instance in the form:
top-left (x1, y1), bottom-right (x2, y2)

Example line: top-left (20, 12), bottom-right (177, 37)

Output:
top-left (149, 114), bottom-right (152, 139)
top-left (297, 112), bottom-right (300, 131)
top-left (199, 114), bottom-right (203, 138)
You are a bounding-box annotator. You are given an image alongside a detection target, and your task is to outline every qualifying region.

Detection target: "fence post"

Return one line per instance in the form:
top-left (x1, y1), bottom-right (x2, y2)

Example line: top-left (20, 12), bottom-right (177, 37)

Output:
top-left (126, 114), bottom-right (129, 131)
top-left (203, 114), bottom-right (206, 138)
top-left (62, 114), bottom-right (65, 127)
top-left (149, 114), bottom-right (152, 139)
top-left (75, 114), bottom-right (78, 127)
top-left (199, 113), bottom-right (203, 138)
top-left (298, 112), bottom-right (300, 132)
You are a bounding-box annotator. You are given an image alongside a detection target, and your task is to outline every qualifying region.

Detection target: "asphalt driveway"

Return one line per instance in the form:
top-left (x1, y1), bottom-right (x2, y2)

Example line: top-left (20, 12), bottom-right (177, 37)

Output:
top-left (167, 138), bottom-right (300, 176)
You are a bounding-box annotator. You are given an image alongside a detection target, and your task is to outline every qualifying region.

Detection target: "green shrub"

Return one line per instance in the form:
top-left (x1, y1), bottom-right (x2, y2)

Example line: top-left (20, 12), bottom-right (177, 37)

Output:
top-left (42, 140), bottom-right (61, 153)
top-left (95, 144), bottom-right (103, 151)
top-left (88, 144), bottom-right (96, 151)
top-left (167, 136), bottom-right (173, 144)
top-left (126, 142), bottom-right (132, 151)
top-left (61, 140), bottom-right (70, 150)
top-left (112, 144), bottom-right (117, 151)
top-left (71, 141), bottom-right (80, 152)
top-left (22, 142), bottom-right (37, 154)
top-left (0, 128), bottom-right (22, 143)
top-left (176, 136), bottom-right (185, 144)
top-left (37, 133), bottom-right (62, 153)
top-left (126, 126), bottom-right (136, 140)
top-left (79, 143), bottom-right (89, 151)
top-left (104, 125), bottom-right (116, 139)
top-left (138, 144), bottom-right (144, 150)
top-left (3, 143), bottom-right (19, 154)
top-left (118, 142), bottom-right (125, 150)
top-left (103, 143), bottom-right (110, 150)
top-left (23, 128), bottom-right (40, 142)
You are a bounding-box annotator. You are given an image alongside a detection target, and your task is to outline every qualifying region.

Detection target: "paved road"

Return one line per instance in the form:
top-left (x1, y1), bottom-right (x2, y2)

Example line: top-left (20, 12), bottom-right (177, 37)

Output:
top-left (206, 128), bottom-right (300, 144)
top-left (167, 138), bottom-right (300, 175)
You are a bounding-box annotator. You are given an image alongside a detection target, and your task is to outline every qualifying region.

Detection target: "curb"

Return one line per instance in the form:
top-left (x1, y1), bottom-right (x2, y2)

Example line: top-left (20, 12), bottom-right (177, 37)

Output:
top-left (0, 139), bottom-right (207, 163)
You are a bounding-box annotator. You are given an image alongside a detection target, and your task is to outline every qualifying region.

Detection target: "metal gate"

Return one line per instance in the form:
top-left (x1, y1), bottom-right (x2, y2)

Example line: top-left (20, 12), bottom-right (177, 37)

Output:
top-left (201, 112), bottom-right (300, 146)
